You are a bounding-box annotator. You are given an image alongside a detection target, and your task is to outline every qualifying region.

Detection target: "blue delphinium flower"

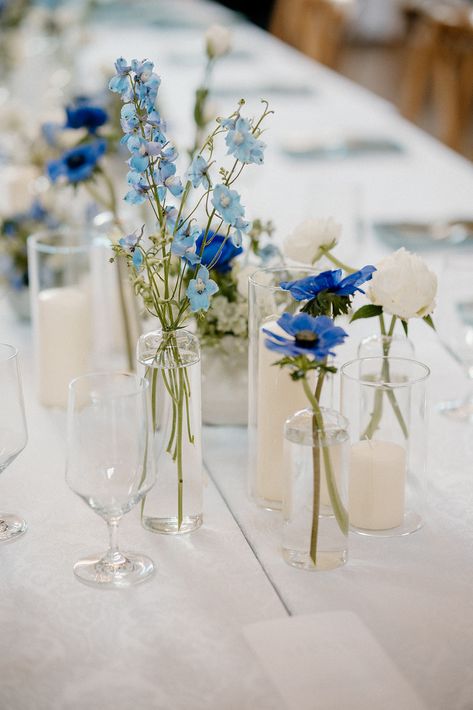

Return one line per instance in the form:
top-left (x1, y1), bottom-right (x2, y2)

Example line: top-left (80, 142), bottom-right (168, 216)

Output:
top-left (109, 57), bottom-right (132, 98)
top-left (187, 154), bottom-right (210, 189)
top-left (186, 266), bottom-right (219, 312)
top-left (230, 216), bottom-right (249, 247)
top-left (119, 226), bottom-right (144, 269)
top-left (195, 231), bottom-right (243, 273)
top-left (264, 313), bottom-right (347, 359)
top-left (124, 170), bottom-right (150, 204)
top-left (172, 224), bottom-right (201, 265)
top-left (280, 266), bottom-right (376, 301)
top-left (65, 100), bottom-right (108, 133)
top-left (211, 184), bottom-right (245, 225)
top-left (225, 117), bottom-right (266, 165)
top-left (47, 139), bottom-right (106, 184)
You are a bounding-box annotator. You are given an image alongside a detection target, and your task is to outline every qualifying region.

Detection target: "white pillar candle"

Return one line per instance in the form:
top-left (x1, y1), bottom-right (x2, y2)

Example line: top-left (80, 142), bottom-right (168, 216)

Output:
top-left (349, 440), bottom-right (406, 530)
top-left (256, 319), bottom-right (308, 505)
top-left (37, 287), bottom-right (91, 408)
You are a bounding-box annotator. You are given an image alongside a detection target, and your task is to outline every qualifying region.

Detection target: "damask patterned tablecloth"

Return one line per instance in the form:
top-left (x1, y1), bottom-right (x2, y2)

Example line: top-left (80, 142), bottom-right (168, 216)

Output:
top-left (1, 2), bottom-right (473, 708)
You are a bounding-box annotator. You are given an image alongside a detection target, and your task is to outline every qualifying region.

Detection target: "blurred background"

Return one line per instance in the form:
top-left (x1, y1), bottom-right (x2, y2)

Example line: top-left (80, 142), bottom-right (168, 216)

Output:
top-left (216, 0), bottom-right (473, 159)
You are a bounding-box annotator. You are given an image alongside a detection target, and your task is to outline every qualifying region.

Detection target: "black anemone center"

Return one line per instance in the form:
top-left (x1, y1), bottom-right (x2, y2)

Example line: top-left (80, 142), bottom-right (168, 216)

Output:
top-left (295, 329), bottom-right (317, 348)
top-left (66, 153), bottom-right (87, 169)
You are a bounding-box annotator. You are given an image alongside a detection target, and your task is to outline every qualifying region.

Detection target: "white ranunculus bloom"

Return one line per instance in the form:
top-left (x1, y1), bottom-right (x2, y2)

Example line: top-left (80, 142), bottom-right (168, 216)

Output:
top-left (368, 248), bottom-right (437, 320)
top-left (282, 217), bottom-right (342, 265)
top-left (205, 24), bottom-right (232, 59)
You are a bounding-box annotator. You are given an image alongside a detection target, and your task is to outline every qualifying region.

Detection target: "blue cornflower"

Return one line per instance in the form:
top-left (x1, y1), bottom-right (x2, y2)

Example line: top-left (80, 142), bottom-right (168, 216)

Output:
top-left (47, 139), bottom-right (106, 184)
top-left (65, 101), bottom-right (108, 133)
top-left (211, 184), bottom-right (245, 226)
top-left (280, 266), bottom-right (376, 301)
top-left (195, 231), bottom-right (243, 273)
top-left (264, 313), bottom-right (347, 359)
top-left (225, 117), bottom-right (266, 165)
top-left (187, 154), bottom-right (210, 189)
top-left (172, 224), bottom-right (201, 265)
top-left (186, 266), bottom-right (219, 312)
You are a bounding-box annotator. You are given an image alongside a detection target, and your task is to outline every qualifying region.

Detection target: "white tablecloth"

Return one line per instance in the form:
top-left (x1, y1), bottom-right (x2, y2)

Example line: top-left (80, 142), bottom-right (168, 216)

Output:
top-left (1, 3), bottom-right (473, 708)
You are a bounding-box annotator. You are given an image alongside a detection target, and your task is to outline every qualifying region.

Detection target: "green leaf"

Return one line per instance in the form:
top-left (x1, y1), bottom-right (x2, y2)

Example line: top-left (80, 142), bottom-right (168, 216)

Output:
top-left (401, 319), bottom-right (409, 336)
top-left (350, 304), bottom-right (383, 323)
top-left (423, 314), bottom-right (436, 331)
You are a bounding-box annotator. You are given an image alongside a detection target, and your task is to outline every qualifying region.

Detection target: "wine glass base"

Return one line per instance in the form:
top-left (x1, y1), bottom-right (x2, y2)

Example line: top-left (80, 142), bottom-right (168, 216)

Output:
top-left (0, 513), bottom-right (27, 543)
top-left (73, 551), bottom-right (155, 589)
top-left (142, 514), bottom-right (203, 535)
top-left (437, 397), bottom-right (473, 423)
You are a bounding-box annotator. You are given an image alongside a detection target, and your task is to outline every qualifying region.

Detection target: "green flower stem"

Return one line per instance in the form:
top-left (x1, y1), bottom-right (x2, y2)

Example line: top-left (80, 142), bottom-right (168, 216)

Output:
top-left (319, 247), bottom-right (357, 274)
top-left (302, 376), bottom-right (349, 566)
top-left (362, 315), bottom-right (409, 440)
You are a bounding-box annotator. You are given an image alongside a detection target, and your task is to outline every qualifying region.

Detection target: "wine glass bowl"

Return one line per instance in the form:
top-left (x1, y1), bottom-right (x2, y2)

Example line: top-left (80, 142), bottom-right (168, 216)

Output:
top-left (66, 372), bottom-right (156, 588)
top-left (0, 343), bottom-right (28, 542)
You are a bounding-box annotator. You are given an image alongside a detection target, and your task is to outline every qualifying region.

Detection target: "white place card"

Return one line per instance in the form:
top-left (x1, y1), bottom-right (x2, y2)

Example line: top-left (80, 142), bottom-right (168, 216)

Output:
top-left (243, 611), bottom-right (426, 710)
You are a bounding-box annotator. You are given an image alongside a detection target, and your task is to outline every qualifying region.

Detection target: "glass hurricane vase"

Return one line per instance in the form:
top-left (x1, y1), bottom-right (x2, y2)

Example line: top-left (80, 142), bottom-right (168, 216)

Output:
top-left (138, 329), bottom-right (203, 535)
top-left (341, 357), bottom-right (429, 537)
top-left (283, 407), bottom-right (349, 571)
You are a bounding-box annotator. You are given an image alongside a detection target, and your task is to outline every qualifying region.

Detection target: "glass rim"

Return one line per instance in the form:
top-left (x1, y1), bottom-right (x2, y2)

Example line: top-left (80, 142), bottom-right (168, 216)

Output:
top-left (248, 265), bottom-right (317, 292)
top-left (68, 372), bottom-right (149, 397)
top-left (27, 228), bottom-right (99, 255)
top-left (0, 343), bottom-right (18, 362)
top-left (286, 406), bottom-right (349, 434)
top-left (341, 356), bottom-right (430, 387)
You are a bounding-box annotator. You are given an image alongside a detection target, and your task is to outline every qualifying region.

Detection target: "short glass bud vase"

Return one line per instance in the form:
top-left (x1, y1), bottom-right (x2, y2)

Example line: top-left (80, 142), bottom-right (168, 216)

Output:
top-left (283, 407), bottom-right (349, 571)
top-left (137, 329), bottom-right (203, 535)
top-left (341, 357), bottom-right (429, 537)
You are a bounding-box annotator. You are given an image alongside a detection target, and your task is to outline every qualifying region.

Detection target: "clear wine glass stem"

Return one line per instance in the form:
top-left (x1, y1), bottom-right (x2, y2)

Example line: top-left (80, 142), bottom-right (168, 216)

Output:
top-left (104, 517), bottom-right (128, 567)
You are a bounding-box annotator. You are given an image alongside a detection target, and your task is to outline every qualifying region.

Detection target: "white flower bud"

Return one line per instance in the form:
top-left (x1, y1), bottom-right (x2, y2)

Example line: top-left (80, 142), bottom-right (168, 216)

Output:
top-left (205, 25), bottom-right (232, 59)
top-left (282, 217), bottom-right (342, 265)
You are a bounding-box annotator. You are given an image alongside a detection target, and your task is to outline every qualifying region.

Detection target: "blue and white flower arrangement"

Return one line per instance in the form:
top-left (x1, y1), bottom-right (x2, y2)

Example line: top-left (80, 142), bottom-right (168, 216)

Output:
top-left (108, 55), bottom-right (271, 528)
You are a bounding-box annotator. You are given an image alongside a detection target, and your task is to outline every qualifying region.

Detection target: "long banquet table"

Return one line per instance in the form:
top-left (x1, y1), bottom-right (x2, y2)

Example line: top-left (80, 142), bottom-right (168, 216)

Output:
top-left (1, 2), bottom-right (473, 708)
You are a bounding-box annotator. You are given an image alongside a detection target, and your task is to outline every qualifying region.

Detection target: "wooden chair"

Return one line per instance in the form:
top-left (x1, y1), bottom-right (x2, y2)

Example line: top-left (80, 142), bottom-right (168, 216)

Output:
top-left (270, 0), bottom-right (353, 68)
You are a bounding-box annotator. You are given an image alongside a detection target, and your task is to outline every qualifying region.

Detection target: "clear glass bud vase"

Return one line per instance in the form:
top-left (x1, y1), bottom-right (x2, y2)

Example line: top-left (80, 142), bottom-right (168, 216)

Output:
top-left (341, 357), bottom-right (429, 537)
top-left (137, 329), bottom-right (203, 535)
top-left (283, 407), bottom-right (349, 571)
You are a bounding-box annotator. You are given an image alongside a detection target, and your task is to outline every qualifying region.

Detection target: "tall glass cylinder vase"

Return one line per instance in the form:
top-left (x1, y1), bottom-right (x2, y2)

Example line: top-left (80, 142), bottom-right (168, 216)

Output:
top-left (341, 357), bottom-right (429, 537)
top-left (248, 267), bottom-right (320, 511)
top-left (28, 229), bottom-right (137, 408)
top-left (283, 407), bottom-right (349, 571)
top-left (138, 329), bottom-right (203, 535)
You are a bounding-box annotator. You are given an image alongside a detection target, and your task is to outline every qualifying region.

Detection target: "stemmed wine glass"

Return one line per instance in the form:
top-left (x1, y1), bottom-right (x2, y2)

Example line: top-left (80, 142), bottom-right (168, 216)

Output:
top-left (436, 253), bottom-right (473, 422)
top-left (66, 372), bottom-right (156, 588)
top-left (0, 344), bottom-right (28, 542)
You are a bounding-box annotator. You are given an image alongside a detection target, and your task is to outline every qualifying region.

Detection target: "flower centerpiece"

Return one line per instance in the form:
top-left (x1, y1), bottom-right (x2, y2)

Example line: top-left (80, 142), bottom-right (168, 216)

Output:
top-left (264, 265), bottom-right (375, 568)
top-left (108, 55), bottom-right (271, 532)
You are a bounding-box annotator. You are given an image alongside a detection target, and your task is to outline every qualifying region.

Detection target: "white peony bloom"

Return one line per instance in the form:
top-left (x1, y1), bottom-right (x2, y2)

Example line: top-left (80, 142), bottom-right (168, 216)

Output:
top-left (282, 217), bottom-right (342, 265)
top-left (368, 248), bottom-right (437, 320)
top-left (205, 24), bottom-right (232, 59)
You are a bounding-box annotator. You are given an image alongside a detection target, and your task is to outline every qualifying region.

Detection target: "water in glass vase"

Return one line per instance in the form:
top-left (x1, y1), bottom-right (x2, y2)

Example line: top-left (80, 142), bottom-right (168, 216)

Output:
top-left (138, 329), bottom-right (203, 535)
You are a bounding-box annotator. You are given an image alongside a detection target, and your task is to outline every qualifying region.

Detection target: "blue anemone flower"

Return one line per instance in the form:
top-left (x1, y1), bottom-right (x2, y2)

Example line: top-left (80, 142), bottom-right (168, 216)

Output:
top-left (280, 266), bottom-right (376, 301)
top-left (47, 139), bottom-right (106, 184)
top-left (264, 313), bottom-right (347, 359)
top-left (211, 184), bottom-right (245, 226)
top-left (186, 266), bottom-right (219, 312)
top-left (195, 231), bottom-right (243, 273)
top-left (65, 102), bottom-right (108, 133)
